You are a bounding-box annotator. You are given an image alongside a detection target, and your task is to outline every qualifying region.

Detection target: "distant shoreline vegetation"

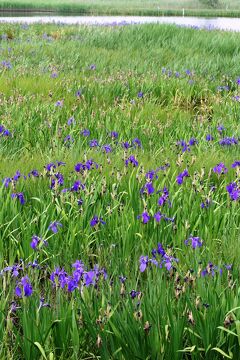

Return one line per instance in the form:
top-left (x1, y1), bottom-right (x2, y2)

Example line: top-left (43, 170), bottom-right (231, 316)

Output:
top-left (1, 0), bottom-right (240, 18)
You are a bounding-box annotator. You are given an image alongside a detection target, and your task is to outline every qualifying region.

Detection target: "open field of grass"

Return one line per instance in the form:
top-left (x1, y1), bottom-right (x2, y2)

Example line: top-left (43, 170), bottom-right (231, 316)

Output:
top-left (1, 0), bottom-right (240, 17)
top-left (0, 22), bottom-right (240, 359)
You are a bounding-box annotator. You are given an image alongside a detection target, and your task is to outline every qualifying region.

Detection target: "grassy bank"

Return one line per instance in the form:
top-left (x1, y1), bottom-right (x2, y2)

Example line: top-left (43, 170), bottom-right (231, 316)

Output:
top-left (0, 22), bottom-right (239, 359)
top-left (0, 0), bottom-right (240, 17)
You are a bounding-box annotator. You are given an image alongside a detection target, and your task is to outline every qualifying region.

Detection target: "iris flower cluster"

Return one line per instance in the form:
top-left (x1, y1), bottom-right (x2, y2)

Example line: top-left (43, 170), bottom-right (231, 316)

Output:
top-left (139, 243), bottom-right (178, 272)
top-left (226, 182), bottom-right (240, 201)
top-left (1, 258), bottom-right (107, 299)
top-left (176, 138), bottom-right (198, 153)
top-left (50, 260), bottom-right (107, 292)
top-left (75, 159), bottom-right (99, 173)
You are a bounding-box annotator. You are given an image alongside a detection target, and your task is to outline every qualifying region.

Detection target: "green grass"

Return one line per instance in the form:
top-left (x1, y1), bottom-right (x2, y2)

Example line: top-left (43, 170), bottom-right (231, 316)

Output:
top-left (1, 0), bottom-right (240, 17)
top-left (0, 22), bottom-right (239, 359)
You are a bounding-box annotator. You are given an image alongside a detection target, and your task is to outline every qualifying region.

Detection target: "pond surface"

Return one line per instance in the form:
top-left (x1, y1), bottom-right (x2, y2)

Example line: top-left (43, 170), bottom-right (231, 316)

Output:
top-left (0, 15), bottom-right (240, 31)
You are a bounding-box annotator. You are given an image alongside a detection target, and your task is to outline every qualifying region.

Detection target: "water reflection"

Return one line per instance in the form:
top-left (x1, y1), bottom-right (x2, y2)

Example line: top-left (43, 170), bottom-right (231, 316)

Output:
top-left (0, 15), bottom-right (239, 31)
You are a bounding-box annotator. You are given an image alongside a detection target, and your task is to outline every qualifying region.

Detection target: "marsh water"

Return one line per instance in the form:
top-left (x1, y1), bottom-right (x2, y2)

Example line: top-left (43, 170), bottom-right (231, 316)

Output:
top-left (0, 14), bottom-right (240, 31)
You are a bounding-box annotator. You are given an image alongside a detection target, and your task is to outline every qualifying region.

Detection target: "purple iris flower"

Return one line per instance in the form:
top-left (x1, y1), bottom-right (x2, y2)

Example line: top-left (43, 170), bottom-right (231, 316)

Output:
top-left (165, 260), bottom-right (172, 271)
top-left (145, 170), bottom-right (156, 181)
top-left (125, 155), bottom-right (138, 167)
top-left (176, 169), bottom-right (189, 185)
top-left (217, 125), bottom-right (225, 133)
top-left (2, 264), bottom-right (21, 277)
top-left (1, 60), bottom-right (12, 69)
top-left (185, 236), bottom-right (203, 249)
top-left (56, 161), bottom-right (66, 167)
top-left (119, 275), bottom-right (127, 283)
top-left (164, 216), bottom-right (175, 223)
top-left (51, 71), bottom-right (58, 78)
top-left (90, 216), bottom-right (106, 227)
top-left (48, 221), bottom-right (62, 234)
top-left (72, 260), bottom-right (84, 273)
top-left (11, 192), bottom-right (25, 205)
top-left (67, 117), bottom-right (75, 125)
top-left (224, 85), bottom-right (229, 91)
top-left (27, 260), bottom-right (40, 269)
top-left (2, 129), bottom-right (11, 136)
top-left (158, 187), bottom-right (169, 206)
top-left (85, 159), bottom-right (98, 170)
top-left (30, 235), bottom-right (48, 250)
top-left (232, 161), bottom-right (240, 168)
top-left (77, 198), bottom-right (84, 206)
top-left (157, 243), bottom-right (166, 256)
top-left (137, 91), bottom-right (144, 98)
top-left (81, 129), bottom-right (90, 137)
top-left (188, 138), bottom-right (198, 146)
top-left (141, 182), bottom-right (154, 196)
top-left (28, 169), bottom-right (39, 178)
top-left (177, 140), bottom-right (190, 153)
top-left (139, 256), bottom-right (148, 272)
top-left (76, 89), bottom-right (82, 97)
top-left (3, 177), bottom-right (11, 187)
top-left (84, 271), bottom-right (95, 286)
top-left (200, 199), bottom-right (211, 209)
top-left (122, 141), bottom-right (131, 149)
top-left (67, 278), bottom-right (78, 292)
top-left (154, 212), bottom-right (164, 223)
top-left (50, 267), bottom-right (68, 288)
top-left (226, 182), bottom-right (240, 201)
top-left (30, 235), bottom-right (40, 250)
top-left (45, 162), bottom-right (57, 172)
top-left (50, 172), bottom-right (64, 189)
top-left (102, 144), bottom-right (112, 153)
top-left (132, 138), bottom-right (142, 148)
top-left (15, 287), bottom-right (22, 297)
top-left (110, 131), bottom-right (118, 139)
top-left (55, 100), bottom-right (63, 107)
top-left (74, 163), bottom-right (85, 173)
top-left (13, 171), bottom-right (21, 181)
top-left (137, 211), bottom-right (150, 224)
top-left (233, 95), bottom-right (240, 102)
top-left (213, 162), bottom-right (228, 174)
top-left (64, 135), bottom-right (74, 144)
top-left (75, 159), bottom-right (98, 173)
top-left (0, 124), bottom-right (6, 133)
top-left (206, 134), bottom-right (214, 141)
top-left (70, 180), bottom-right (85, 192)
top-left (130, 290), bottom-right (140, 299)
top-left (89, 139), bottom-right (99, 147)
top-left (15, 276), bottom-right (33, 297)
